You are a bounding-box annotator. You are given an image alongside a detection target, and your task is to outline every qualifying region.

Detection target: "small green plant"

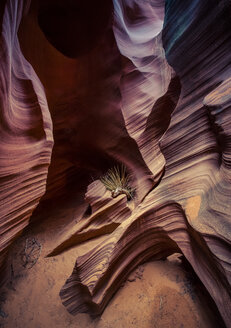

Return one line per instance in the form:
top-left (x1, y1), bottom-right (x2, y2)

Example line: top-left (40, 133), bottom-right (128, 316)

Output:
top-left (100, 165), bottom-right (135, 200)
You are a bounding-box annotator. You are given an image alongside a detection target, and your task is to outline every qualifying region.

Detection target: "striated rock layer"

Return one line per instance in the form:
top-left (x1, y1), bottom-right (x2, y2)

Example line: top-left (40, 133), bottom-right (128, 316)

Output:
top-left (59, 0), bottom-right (231, 327)
top-left (0, 0), bottom-right (230, 327)
top-left (0, 0), bottom-right (53, 285)
top-left (18, 0), bottom-right (160, 204)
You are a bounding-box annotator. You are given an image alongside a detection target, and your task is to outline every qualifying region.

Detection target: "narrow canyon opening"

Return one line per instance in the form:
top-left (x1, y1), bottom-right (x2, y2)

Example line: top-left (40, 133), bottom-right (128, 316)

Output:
top-left (0, 1), bottom-right (231, 327)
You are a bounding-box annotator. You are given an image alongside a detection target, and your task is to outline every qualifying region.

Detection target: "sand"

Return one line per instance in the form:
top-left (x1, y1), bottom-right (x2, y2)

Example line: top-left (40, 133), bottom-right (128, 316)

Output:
top-left (0, 198), bottom-right (224, 328)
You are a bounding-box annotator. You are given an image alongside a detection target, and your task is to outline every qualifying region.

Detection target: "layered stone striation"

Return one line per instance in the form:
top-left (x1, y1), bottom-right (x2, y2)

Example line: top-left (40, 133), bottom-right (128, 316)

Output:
top-left (0, 0), bottom-right (230, 326)
top-left (0, 0), bottom-right (53, 285)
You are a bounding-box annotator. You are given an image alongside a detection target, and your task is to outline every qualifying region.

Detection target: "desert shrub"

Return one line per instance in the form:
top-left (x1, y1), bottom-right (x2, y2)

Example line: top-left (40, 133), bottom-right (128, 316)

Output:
top-left (100, 165), bottom-right (135, 200)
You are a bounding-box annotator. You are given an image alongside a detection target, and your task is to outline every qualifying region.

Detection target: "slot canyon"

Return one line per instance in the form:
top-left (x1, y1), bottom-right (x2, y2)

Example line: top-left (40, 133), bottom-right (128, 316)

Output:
top-left (0, 0), bottom-right (231, 327)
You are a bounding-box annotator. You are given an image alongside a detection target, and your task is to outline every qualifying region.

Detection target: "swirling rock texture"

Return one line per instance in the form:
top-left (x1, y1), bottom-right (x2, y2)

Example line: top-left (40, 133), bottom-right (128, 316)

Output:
top-left (0, 0), bottom-right (231, 327)
top-left (0, 0), bottom-right (53, 287)
top-left (59, 0), bottom-right (231, 326)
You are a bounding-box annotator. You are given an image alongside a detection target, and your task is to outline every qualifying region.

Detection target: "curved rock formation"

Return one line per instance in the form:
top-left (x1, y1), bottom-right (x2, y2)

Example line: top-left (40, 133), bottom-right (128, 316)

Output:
top-left (0, 0), bottom-right (53, 285)
top-left (47, 181), bottom-right (132, 257)
top-left (0, 0), bottom-right (230, 327)
top-left (60, 202), bottom-right (230, 322)
top-left (18, 0), bottom-right (160, 204)
top-left (58, 0), bottom-right (231, 326)
top-left (113, 0), bottom-right (172, 181)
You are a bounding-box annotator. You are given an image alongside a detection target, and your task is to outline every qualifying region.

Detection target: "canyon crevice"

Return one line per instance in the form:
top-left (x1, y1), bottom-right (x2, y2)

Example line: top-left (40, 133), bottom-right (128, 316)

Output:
top-left (0, 0), bottom-right (230, 327)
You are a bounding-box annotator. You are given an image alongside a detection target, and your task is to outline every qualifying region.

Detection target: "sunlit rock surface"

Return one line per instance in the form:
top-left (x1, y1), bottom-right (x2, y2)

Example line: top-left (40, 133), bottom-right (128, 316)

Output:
top-left (0, 0), bottom-right (230, 326)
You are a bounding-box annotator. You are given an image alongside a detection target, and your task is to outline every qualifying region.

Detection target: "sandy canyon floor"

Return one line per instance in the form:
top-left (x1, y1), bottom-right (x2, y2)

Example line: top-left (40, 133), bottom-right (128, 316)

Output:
top-left (0, 197), bottom-right (224, 328)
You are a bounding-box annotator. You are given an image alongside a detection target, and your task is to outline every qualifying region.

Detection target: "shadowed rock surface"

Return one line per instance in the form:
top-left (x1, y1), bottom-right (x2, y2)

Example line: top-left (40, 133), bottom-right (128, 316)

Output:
top-left (0, 0), bottom-right (230, 327)
top-left (0, 0), bottom-right (53, 287)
